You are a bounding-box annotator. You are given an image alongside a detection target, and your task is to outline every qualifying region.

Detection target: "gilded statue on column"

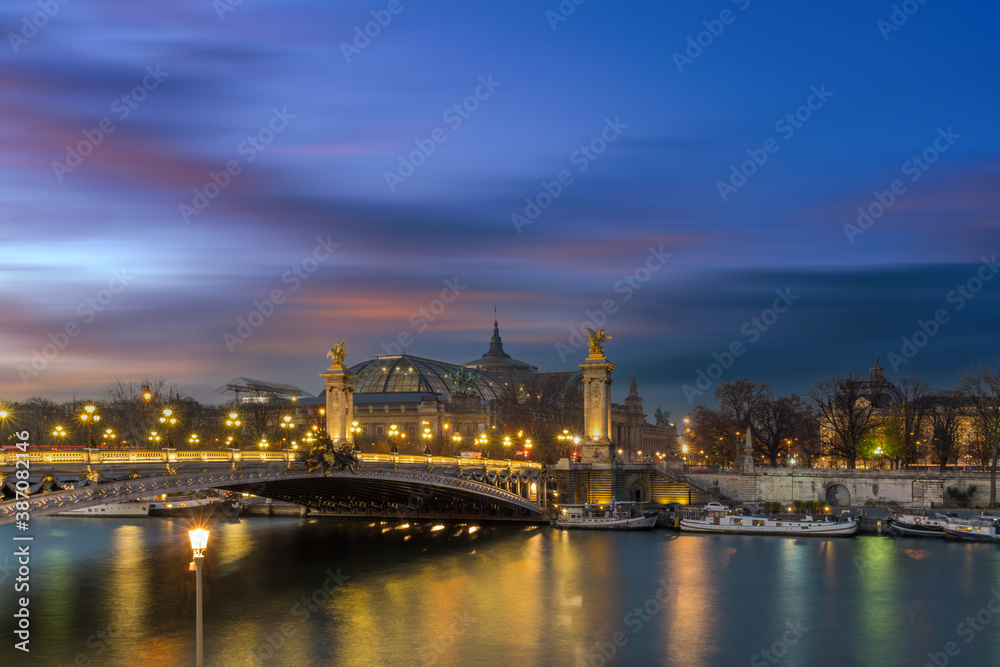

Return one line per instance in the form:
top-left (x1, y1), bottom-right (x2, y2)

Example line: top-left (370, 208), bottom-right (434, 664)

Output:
top-left (584, 328), bottom-right (611, 357)
top-left (327, 339), bottom-right (348, 366)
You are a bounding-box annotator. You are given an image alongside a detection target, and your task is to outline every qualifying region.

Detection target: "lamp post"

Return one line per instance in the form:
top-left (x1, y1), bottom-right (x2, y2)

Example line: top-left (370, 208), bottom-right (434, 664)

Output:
top-left (80, 405), bottom-right (100, 447)
top-left (188, 527), bottom-right (210, 667)
top-left (52, 425), bottom-right (67, 446)
top-left (503, 435), bottom-right (511, 460)
top-left (160, 409), bottom-right (177, 448)
top-left (280, 415), bottom-right (295, 449)
top-left (389, 424), bottom-right (399, 454)
top-left (225, 412), bottom-right (241, 449)
top-left (524, 438), bottom-right (532, 461)
top-left (452, 433), bottom-right (462, 457)
top-left (350, 421), bottom-right (361, 450)
top-left (0, 408), bottom-right (10, 447)
top-left (422, 427), bottom-right (432, 455)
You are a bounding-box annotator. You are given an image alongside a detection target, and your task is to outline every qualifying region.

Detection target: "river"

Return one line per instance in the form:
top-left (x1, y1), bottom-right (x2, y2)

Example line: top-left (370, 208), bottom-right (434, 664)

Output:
top-left (2, 516), bottom-right (1000, 666)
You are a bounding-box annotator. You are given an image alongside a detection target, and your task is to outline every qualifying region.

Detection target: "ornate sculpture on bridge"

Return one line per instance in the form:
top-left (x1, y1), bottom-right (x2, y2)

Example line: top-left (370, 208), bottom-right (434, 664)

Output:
top-left (584, 328), bottom-right (611, 357)
top-left (327, 338), bottom-right (349, 366)
top-left (451, 367), bottom-right (481, 397)
top-left (305, 432), bottom-right (360, 474)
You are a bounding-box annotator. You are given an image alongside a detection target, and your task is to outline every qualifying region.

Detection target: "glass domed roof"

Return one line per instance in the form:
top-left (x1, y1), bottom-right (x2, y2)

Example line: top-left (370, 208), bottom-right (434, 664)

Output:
top-left (350, 354), bottom-right (506, 401)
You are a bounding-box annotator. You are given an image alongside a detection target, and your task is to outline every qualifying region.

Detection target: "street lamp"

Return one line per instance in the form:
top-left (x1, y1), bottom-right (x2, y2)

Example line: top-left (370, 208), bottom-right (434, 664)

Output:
top-left (452, 433), bottom-right (462, 457)
top-left (0, 408), bottom-right (10, 446)
top-left (80, 405), bottom-right (100, 447)
top-left (52, 425), bottom-right (67, 445)
top-left (389, 424), bottom-right (399, 454)
top-left (225, 412), bottom-right (241, 449)
top-left (160, 409), bottom-right (177, 448)
top-left (503, 435), bottom-right (511, 459)
top-left (188, 527), bottom-right (210, 667)
top-left (422, 427), bottom-right (432, 455)
top-left (524, 438), bottom-right (532, 460)
top-left (350, 420), bottom-right (361, 449)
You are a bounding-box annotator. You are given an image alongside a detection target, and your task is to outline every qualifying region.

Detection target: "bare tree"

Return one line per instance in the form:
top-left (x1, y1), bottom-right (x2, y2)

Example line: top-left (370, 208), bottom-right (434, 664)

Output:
top-left (810, 370), bottom-right (891, 469)
top-left (885, 377), bottom-right (933, 468)
top-left (100, 378), bottom-right (182, 447)
top-left (958, 356), bottom-right (1000, 507)
top-left (687, 405), bottom-right (733, 463)
top-left (928, 390), bottom-right (964, 472)
top-left (750, 394), bottom-right (815, 466)
top-left (715, 378), bottom-right (773, 433)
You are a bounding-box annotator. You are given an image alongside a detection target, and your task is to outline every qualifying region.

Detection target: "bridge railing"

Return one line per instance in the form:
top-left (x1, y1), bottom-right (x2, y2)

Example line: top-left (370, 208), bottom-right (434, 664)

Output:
top-left (2, 449), bottom-right (543, 470)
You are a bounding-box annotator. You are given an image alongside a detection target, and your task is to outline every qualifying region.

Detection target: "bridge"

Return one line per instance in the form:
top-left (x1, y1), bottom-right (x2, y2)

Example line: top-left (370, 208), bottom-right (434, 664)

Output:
top-left (0, 449), bottom-right (549, 525)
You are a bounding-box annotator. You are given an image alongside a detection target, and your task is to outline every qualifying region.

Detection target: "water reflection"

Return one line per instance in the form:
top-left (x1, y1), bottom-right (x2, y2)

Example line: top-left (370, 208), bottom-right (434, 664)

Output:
top-left (5, 519), bottom-right (1000, 666)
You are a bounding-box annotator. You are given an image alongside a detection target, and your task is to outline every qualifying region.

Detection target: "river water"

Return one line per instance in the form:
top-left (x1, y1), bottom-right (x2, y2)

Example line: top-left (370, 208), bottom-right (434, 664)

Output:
top-left (3, 516), bottom-right (1000, 667)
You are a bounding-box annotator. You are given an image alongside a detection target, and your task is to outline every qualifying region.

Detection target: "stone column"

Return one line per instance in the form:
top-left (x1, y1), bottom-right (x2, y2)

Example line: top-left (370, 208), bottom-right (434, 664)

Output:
top-left (320, 364), bottom-right (356, 445)
top-left (578, 357), bottom-right (616, 462)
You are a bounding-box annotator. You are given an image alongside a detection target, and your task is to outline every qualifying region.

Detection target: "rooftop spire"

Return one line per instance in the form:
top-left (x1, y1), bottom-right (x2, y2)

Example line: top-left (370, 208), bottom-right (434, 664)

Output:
top-left (483, 312), bottom-right (511, 359)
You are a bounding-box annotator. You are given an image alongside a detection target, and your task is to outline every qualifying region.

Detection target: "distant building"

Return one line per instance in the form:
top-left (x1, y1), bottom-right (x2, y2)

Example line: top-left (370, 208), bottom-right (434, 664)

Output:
top-left (289, 319), bottom-right (675, 458)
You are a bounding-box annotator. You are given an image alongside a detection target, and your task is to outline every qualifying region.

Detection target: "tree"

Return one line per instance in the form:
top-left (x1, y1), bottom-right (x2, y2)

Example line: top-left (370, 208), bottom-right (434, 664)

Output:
top-left (928, 390), bottom-right (964, 472)
top-left (100, 378), bottom-right (182, 447)
top-left (687, 405), bottom-right (732, 463)
top-left (958, 356), bottom-right (1000, 507)
top-left (715, 378), bottom-right (773, 433)
top-left (885, 377), bottom-right (933, 468)
top-left (810, 370), bottom-right (891, 469)
top-left (496, 376), bottom-right (582, 464)
top-left (750, 394), bottom-right (815, 466)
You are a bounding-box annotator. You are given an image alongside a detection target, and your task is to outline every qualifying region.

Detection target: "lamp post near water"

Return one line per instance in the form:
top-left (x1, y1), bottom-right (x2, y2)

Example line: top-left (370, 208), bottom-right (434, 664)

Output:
top-left (189, 527), bottom-right (209, 667)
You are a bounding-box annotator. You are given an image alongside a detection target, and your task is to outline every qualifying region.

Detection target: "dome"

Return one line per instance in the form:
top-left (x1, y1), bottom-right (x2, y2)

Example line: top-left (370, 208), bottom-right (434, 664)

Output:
top-left (350, 354), bottom-right (506, 401)
top-left (464, 319), bottom-right (538, 390)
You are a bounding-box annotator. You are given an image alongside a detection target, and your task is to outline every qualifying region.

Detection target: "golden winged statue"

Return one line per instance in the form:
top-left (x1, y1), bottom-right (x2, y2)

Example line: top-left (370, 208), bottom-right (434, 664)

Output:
top-left (327, 338), bottom-right (348, 366)
top-left (584, 328), bottom-right (611, 357)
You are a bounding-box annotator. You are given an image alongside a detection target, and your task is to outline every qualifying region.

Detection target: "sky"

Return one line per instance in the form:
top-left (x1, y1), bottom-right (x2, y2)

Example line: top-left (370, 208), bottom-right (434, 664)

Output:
top-left (1, 1), bottom-right (998, 423)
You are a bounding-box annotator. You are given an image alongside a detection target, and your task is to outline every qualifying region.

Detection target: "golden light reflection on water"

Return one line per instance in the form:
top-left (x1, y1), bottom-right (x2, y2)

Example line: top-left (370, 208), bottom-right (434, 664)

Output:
top-left (106, 524), bottom-right (149, 640)
top-left (663, 537), bottom-right (720, 666)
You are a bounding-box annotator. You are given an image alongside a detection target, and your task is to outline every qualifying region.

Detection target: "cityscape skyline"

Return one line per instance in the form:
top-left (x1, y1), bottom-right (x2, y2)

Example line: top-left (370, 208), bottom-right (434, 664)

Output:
top-left (2, 2), bottom-right (999, 423)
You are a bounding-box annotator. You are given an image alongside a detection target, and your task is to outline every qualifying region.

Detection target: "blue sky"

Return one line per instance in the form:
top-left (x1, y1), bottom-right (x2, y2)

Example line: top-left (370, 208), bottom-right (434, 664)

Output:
top-left (1, 1), bottom-right (998, 422)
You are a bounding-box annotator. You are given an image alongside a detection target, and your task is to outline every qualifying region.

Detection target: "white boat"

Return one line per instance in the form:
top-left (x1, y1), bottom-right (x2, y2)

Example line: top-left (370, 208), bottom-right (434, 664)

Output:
top-left (887, 507), bottom-right (953, 537)
top-left (680, 504), bottom-right (857, 536)
top-left (942, 515), bottom-right (1000, 542)
top-left (57, 502), bottom-right (150, 517)
top-left (552, 502), bottom-right (657, 530)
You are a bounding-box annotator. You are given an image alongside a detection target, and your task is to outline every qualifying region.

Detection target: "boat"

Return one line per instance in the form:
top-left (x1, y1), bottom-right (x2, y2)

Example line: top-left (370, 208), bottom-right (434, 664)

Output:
top-left (679, 504), bottom-right (857, 536)
top-left (57, 502), bottom-right (150, 517)
top-left (887, 508), bottom-right (953, 537)
top-left (148, 495), bottom-right (222, 517)
top-left (942, 515), bottom-right (1000, 542)
top-left (552, 502), bottom-right (658, 530)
